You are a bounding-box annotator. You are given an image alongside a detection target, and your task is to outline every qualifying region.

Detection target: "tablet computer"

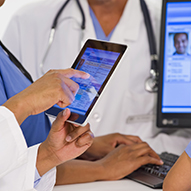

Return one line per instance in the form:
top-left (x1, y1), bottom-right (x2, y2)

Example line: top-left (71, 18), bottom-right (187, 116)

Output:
top-left (46, 39), bottom-right (127, 126)
top-left (157, 0), bottom-right (191, 127)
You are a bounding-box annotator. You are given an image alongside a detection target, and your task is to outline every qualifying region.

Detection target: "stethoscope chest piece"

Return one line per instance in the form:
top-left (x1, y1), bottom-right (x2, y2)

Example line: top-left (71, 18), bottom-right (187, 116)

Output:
top-left (145, 76), bottom-right (158, 93)
top-left (145, 69), bottom-right (158, 93)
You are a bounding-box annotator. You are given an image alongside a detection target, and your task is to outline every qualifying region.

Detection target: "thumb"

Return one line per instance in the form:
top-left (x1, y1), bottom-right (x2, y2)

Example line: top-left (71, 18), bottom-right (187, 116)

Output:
top-left (52, 108), bottom-right (71, 132)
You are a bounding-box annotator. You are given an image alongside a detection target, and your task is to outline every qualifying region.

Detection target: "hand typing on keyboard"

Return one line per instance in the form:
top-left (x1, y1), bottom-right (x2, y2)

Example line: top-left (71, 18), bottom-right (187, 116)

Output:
top-left (126, 152), bottom-right (179, 188)
top-left (96, 142), bottom-right (163, 181)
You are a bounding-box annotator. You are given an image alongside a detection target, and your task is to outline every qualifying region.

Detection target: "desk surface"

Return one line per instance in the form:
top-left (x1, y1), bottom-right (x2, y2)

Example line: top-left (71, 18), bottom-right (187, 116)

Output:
top-left (53, 179), bottom-right (163, 191)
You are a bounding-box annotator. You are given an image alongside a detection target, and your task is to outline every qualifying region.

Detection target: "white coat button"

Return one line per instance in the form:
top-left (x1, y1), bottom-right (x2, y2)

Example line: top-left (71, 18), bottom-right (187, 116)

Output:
top-left (93, 113), bottom-right (101, 122)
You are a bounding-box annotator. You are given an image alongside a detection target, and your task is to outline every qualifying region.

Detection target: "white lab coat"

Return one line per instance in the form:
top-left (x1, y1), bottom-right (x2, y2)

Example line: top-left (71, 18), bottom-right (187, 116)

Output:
top-left (0, 106), bottom-right (56, 191)
top-left (2, 0), bottom-right (191, 155)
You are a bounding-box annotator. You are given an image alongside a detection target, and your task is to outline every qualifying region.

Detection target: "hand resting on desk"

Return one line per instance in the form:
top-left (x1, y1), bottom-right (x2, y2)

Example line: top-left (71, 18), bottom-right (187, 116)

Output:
top-left (56, 135), bottom-right (163, 185)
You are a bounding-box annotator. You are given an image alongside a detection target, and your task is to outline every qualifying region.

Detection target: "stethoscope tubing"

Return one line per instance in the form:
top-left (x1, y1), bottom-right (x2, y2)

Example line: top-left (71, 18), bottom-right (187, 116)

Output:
top-left (0, 41), bottom-right (33, 83)
top-left (140, 0), bottom-right (158, 72)
top-left (41, 0), bottom-right (158, 92)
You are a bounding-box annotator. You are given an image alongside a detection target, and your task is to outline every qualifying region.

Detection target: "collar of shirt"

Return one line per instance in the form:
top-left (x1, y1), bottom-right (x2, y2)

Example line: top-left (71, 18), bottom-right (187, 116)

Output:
top-left (109, 0), bottom-right (142, 42)
top-left (87, 0), bottom-right (142, 43)
top-left (89, 6), bottom-right (115, 41)
top-left (67, 0), bottom-right (141, 43)
top-left (34, 167), bottom-right (41, 188)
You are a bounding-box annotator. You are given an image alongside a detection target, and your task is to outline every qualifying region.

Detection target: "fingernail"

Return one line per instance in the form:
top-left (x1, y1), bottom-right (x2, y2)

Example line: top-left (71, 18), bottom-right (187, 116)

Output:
top-left (89, 132), bottom-right (94, 138)
top-left (66, 135), bottom-right (72, 142)
top-left (63, 109), bottom-right (67, 116)
top-left (85, 73), bottom-right (90, 78)
top-left (159, 160), bottom-right (164, 164)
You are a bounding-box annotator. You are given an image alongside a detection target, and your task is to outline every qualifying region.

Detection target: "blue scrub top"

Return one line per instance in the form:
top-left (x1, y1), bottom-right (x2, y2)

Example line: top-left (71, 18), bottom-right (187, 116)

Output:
top-left (89, 7), bottom-right (115, 41)
top-left (0, 8), bottom-right (114, 147)
top-left (0, 45), bottom-right (51, 147)
top-left (185, 141), bottom-right (191, 158)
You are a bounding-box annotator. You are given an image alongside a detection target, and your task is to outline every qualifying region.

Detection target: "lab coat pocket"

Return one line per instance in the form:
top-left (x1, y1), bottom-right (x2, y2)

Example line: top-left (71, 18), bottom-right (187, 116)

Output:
top-left (122, 91), bottom-right (156, 125)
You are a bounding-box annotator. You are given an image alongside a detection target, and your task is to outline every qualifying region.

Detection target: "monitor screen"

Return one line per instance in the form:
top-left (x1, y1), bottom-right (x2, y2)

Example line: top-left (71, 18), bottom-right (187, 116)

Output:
top-left (157, 0), bottom-right (191, 127)
top-left (162, 2), bottom-right (191, 113)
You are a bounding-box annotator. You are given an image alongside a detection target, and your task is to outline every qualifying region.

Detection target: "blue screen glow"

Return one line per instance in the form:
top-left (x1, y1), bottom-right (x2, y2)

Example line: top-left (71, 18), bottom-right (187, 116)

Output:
top-left (162, 2), bottom-right (191, 113)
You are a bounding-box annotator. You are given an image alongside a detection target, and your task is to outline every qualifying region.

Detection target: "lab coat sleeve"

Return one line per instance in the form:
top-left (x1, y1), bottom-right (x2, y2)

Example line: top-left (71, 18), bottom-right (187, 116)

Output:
top-left (35, 167), bottom-right (56, 191)
top-left (0, 106), bottom-right (56, 190)
top-left (0, 106), bottom-right (28, 178)
top-left (26, 145), bottom-right (56, 191)
top-left (0, 106), bottom-right (37, 190)
top-left (24, 144), bottom-right (39, 190)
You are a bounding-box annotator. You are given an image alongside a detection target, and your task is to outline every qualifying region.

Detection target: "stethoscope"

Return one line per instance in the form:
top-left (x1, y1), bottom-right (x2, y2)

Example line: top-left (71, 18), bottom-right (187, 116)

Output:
top-left (29, 0), bottom-right (160, 93)
top-left (5, 0), bottom-right (158, 93)
top-left (40, 0), bottom-right (85, 75)
top-left (0, 41), bottom-right (34, 83)
top-left (140, 0), bottom-right (158, 93)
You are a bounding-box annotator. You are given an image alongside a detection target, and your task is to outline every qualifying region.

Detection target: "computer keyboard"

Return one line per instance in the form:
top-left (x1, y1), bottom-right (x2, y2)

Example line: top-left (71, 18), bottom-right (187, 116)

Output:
top-left (125, 152), bottom-right (179, 189)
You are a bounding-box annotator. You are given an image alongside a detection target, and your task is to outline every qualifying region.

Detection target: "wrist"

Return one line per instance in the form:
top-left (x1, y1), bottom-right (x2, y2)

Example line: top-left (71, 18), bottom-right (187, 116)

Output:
top-left (3, 96), bottom-right (31, 125)
top-left (92, 160), bottom-right (108, 181)
top-left (94, 157), bottom-right (120, 181)
top-left (36, 142), bottom-right (60, 176)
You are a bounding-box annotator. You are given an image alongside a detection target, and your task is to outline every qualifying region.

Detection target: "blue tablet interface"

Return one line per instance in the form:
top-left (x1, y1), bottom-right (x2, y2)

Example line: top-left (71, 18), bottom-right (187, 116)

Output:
top-left (46, 39), bottom-right (127, 125)
top-left (55, 47), bottom-right (120, 116)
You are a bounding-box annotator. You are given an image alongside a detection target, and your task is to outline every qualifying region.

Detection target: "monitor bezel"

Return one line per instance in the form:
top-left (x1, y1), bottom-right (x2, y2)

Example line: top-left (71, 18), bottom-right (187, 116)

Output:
top-left (157, 0), bottom-right (191, 128)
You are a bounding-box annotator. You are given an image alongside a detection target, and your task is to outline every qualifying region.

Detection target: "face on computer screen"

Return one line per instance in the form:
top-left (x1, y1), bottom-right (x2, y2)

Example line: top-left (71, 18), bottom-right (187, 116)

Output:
top-left (174, 33), bottom-right (189, 55)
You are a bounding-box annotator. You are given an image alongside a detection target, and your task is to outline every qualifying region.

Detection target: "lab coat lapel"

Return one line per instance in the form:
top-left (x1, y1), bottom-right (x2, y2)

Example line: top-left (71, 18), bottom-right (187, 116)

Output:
top-left (66, 0), bottom-right (142, 45)
top-left (110, 0), bottom-right (142, 43)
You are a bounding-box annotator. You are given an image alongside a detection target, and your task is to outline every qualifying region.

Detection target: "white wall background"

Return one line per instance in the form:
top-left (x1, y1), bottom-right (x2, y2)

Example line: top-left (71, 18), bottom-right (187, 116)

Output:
top-left (0, 0), bottom-right (40, 38)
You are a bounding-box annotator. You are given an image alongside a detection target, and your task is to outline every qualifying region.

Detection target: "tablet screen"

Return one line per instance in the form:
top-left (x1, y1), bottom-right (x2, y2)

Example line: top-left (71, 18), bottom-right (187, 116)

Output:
top-left (46, 39), bottom-right (127, 125)
top-left (68, 47), bottom-right (120, 115)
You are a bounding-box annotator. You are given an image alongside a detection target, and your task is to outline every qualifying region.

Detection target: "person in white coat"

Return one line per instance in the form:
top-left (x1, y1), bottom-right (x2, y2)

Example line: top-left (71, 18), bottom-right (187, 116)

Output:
top-left (0, 37), bottom-right (164, 189)
top-left (2, 0), bottom-right (191, 165)
top-left (0, 2), bottom-right (94, 186)
top-left (0, 0), bottom-right (168, 187)
top-left (0, 68), bottom-right (94, 190)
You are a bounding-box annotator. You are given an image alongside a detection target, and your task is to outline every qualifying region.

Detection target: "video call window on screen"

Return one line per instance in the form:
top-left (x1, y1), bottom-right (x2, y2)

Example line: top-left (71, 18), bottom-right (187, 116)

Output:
top-left (169, 32), bottom-right (190, 56)
top-left (162, 2), bottom-right (191, 113)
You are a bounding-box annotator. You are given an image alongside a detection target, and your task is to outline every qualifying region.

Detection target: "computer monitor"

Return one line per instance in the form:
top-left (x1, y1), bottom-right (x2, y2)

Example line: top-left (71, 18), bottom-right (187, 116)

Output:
top-left (157, 0), bottom-right (191, 127)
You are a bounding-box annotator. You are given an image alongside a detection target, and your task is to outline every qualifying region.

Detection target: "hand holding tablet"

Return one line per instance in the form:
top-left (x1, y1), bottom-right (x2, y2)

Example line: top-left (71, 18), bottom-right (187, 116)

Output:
top-left (46, 39), bottom-right (127, 126)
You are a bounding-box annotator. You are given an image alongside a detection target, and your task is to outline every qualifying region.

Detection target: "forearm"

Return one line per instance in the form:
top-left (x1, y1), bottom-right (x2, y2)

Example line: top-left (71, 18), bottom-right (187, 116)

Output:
top-left (3, 95), bottom-right (31, 125)
top-left (56, 159), bottom-right (105, 185)
top-left (36, 142), bottom-right (60, 176)
top-left (163, 151), bottom-right (191, 191)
